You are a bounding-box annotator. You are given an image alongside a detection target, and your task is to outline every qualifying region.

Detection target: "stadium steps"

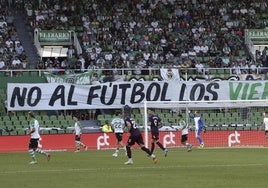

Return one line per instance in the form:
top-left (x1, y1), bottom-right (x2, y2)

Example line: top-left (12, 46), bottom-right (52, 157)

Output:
top-left (12, 10), bottom-right (39, 68)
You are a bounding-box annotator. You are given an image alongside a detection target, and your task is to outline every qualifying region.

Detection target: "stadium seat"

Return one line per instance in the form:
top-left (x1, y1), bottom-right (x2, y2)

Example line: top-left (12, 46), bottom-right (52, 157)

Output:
top-left (41, 115), bottom-right (50, 123)
top-left (18, 115), bottom-right (26, 122)
top-left (10, 116), bottom-right (18, 122)
top-left (2, 116), bottom-right (10, 122)
top-left (50, 115), bottom-right (58, 123)
top-left (12, 120), bottom-right (21, 128)
top-left (34, 115), bottom-right (42, 121)
top-left (20, 120), bottom-right (29, 128)
top-left (57, 115), bottom-right (65, 121)
top-left (5, 121), bottom-right (15, 135)
top-left (65, 115), bottom-right (73, 126)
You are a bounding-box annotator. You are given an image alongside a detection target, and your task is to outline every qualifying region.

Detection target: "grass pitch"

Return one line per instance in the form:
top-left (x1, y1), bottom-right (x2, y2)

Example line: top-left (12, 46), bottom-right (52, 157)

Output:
top-left (0, 148), bottom-right (268, 188)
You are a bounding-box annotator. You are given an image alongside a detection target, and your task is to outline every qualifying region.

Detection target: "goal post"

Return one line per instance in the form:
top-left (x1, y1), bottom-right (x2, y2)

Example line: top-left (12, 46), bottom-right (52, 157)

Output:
top-left (141, 100), bottom-right (268, 148)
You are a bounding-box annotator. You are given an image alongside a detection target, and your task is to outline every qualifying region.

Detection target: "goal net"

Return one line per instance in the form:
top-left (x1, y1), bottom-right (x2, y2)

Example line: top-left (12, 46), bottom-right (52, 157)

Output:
top-left (138, 100), bottom-right (268, 148)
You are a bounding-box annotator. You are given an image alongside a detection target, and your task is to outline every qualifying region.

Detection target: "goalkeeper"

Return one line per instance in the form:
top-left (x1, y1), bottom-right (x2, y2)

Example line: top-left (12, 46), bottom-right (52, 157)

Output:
top-left (188, 110), bottom-right (205, 148)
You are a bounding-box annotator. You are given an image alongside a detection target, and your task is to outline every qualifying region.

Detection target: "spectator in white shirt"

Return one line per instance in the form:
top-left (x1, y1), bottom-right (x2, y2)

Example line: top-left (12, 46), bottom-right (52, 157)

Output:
top-left (0, 17), bottom-right (7, 28)
top-left (5, 38), bottom-right (13, 48)
top-left (78, 54), bottom-right (85, 72)
top-left (240, 6), bottom-right (248, 14)
top-left (200, 43), bottom-right (209, 56)
top-left (188, 48), bottom-right (197, 61)
top-left (0, 57), bottom-right (5, 69)
top-left (35, 12), bottom-right (45, 22)
top-left (12, 56), bottom-right (21, 67)
top-left (195, 61), bottom-right (204, 74)
top-left (231, 63), bottom-right (242, 75)
top-left (105, 52), bottom-right (113, 62)
top-left (193, 43), bottom-right (201, 55)
top-left (143, 49), bottom-right (151, 61)
top-left (60, 13), bottom-right (68, 23)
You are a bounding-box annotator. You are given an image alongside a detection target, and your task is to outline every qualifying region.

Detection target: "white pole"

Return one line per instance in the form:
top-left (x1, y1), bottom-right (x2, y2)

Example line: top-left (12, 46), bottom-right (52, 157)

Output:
top-left (144, 101), bottom-right (148, 148)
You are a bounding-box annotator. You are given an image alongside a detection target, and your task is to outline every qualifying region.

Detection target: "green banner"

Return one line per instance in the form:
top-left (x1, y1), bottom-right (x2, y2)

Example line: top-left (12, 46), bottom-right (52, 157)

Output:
top-left (38, 30), bottom-right (72, 45)
top-left (44, 71), bottom-right (93, 85)
top-left (247, 29), bottom-right (268, 41)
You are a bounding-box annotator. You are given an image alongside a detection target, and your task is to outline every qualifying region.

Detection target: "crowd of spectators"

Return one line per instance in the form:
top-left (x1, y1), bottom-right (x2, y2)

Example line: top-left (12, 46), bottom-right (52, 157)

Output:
top-left (0, 4), bottom-right (29, 76)
top-left (1, 0), bottom-right (268, 78)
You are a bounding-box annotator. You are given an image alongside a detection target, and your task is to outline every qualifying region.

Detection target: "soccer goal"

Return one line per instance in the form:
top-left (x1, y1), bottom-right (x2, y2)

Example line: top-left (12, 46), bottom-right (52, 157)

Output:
top-left (140, 100), bottom-right (268, 148)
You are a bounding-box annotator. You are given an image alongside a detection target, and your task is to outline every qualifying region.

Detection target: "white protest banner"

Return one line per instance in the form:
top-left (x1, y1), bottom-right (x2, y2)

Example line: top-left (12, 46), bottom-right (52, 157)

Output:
top-left (7, 80), bottom-right (268, 111)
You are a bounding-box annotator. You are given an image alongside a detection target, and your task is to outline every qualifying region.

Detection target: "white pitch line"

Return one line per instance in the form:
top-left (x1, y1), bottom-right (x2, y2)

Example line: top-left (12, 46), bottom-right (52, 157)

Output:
top-left (1, 163), bottom-right (267, 175)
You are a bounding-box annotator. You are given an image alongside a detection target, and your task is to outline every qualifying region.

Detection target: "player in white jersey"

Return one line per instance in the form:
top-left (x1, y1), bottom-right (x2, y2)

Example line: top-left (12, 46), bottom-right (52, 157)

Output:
top-left (27, 111), bottom-right (50, 164)
top-left (111, 111), bottom-right (126, 157)
top-left (178, 114), bottom-right (192, 152)
top-left (263, 112), bottom-right (268, 139)
top-left (73, 115), bottom-right (88, 152)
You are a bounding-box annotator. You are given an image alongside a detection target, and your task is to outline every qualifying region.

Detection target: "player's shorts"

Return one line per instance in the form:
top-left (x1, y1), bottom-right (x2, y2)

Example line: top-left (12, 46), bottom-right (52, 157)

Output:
top-left (29, 138), bottom-right (39, 149)
top-left (127, 134), bottom-right (144, 146)
top-left (181, 134), bottom-right (188, 142)
top-left (115, 133), bottom-right (123, 141)
top-left (151, 132), bottom-right (159, 141)
top-left (75, 135), bottom-right (81, 141)
top-left (265, 130), bottom-right (268, 136)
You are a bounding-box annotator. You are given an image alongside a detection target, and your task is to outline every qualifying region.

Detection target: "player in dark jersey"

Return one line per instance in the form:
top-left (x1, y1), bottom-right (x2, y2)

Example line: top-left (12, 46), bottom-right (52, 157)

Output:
top-left (148, 108), bottom-right (168, 157)
top-left (124, 115), bottom-right (157, 165)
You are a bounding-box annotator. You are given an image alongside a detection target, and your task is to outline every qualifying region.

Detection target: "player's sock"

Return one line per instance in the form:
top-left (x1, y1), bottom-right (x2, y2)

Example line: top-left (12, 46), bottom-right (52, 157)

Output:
top-left (141, 146), bottom-right (151, 156)
top-left (126, 146), bottom-right (131, 158)
top-left (35, 148), bottom-right (47, 156)
top-left (123, 146), bottom-right (127, 155)
top-left (151, 143), bottom-right (155, 153)
top-left (75, 141), bottom-right (81, 151)
top-left (80, 142), bottom-right (86, 148)
top-left (197, 137), bottom-right (203, 145)
top-left (28, 149), bottom-right (36, 161)
top-left (156, 141), bottom-right (165, 151)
